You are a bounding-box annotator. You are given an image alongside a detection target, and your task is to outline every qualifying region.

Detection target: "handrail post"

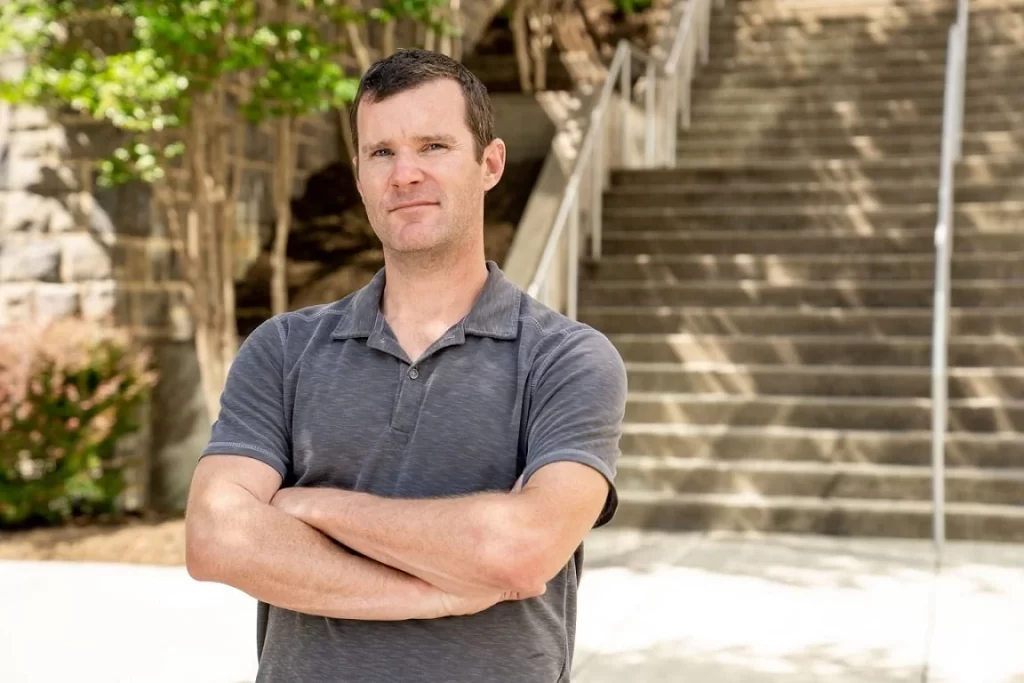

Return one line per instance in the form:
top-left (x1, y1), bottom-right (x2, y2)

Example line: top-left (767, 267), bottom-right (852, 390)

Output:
top-left (620, 46), bottom-right (631, 168)
top-left (591, 105), bottom-right (604, 259)
top-left (526, 0), bottom-right (717, 317)
top-left (644, 59), bottom-right (656, 165)
top-left (932, 21), bottom-right (965, 558)
top-left (567, 194), bottom-right (579, 320)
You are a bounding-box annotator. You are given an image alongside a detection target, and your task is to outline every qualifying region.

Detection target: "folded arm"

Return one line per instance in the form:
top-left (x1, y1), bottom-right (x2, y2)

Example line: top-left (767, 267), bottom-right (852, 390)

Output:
top-left (185, 455), bottom-right (455, 620)
top-left (272, 461), bottom-right (609, 596)
top-left (273, 327), bottom-right (628, 597)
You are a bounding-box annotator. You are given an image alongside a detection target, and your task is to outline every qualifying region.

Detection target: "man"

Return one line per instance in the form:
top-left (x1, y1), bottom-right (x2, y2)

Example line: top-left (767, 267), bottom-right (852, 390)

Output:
top-left (184, 48), bottom-right (627, 683)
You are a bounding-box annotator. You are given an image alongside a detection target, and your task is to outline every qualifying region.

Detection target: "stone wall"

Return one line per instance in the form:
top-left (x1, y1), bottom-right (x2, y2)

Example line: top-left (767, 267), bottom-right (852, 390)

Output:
top-left (0, 46), bottom-right (341, 510)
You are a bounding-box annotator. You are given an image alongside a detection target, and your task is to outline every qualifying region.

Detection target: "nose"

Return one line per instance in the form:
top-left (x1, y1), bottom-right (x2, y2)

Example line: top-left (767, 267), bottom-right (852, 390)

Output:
top-left (389, 149), bottom-right (424, 187)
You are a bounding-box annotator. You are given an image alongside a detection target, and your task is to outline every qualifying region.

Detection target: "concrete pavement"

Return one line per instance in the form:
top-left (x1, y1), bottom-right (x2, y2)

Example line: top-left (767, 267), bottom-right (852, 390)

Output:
top-left (1, 530), bottom-right (1022, 683)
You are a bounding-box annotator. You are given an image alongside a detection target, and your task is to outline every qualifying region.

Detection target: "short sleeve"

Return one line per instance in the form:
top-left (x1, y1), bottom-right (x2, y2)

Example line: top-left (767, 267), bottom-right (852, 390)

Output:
top-left (199, 317), bottom-right (291, 479)
top-left (522, 327), bottom-right (627, 527)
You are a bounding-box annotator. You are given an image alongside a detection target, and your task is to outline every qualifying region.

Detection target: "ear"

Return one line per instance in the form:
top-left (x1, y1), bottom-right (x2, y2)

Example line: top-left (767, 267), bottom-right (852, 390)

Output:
top-left (353, 156), bottom-right (362, 197)
top-left (481, 138), bottom-right (506, 192)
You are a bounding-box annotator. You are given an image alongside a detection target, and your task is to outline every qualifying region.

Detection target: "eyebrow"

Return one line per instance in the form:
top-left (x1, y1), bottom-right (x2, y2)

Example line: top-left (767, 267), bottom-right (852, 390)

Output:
top-left (361, 134), bottom-right (459, 154)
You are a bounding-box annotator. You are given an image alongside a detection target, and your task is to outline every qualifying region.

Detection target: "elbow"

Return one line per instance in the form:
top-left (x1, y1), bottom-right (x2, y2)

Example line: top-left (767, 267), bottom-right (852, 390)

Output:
top-left (184, 497), bottom-right (249, 583)
top-left (482, 530), bottom-right (554, 596)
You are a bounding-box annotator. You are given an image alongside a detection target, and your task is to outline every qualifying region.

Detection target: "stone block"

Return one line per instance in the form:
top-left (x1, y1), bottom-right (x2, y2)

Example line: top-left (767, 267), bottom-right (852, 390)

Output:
top-left (11, 127), bottom-right (66, 159)
top-left (10, 106), bottom-right (50, 131)
top-left (147, 340), bottom-right (211, 510)
top-left (61, 232), bottom-right (113, 282)
top-left (149, 242), bottom-right (183, 282)
top-left (64, 122), bottom-right (126, 161)
top-left (92, 181), bottom-right (153, 237)
top-left (81, 280), bottom-right (117, 322)
top-left (0, 191), bottom-right (60, 234)
top-left (137, 289), bottom-right (171, 330)
top-left (34, 283), bottom-right (81, 321)
top-left (0, 239), bottom-right (61, 282)
top-left (0, 282), bottom-right (36, 326)
top-left (1, 153), bottom-right (41, 191)
top-left (167, 289), bottom-right (193, 341)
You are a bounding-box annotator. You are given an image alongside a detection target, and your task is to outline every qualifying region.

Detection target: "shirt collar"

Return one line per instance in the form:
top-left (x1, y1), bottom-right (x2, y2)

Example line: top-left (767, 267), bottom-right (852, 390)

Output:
top-left (331, 260), bottom-right (521, 341)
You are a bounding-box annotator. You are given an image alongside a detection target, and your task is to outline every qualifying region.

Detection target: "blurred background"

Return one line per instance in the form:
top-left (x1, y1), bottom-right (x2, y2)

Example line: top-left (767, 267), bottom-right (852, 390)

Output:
top-left (1, 0), bottom-right (1022, 681)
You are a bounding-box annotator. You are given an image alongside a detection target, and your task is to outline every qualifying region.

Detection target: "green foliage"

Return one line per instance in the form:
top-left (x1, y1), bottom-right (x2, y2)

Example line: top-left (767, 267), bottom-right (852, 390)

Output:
top-left (0, 319), bottom-right (158, 528)
top-left (613, 0), bottom-right (654, 15)
top-left (0, 0), bottom-right (451, 187)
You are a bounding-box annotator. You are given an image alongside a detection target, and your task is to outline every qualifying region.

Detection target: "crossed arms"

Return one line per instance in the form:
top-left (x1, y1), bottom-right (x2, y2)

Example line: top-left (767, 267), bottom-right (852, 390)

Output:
top-left (184, 319), bottom-right (627, 622)
top-left (185, 455), bottom-right (609, 621)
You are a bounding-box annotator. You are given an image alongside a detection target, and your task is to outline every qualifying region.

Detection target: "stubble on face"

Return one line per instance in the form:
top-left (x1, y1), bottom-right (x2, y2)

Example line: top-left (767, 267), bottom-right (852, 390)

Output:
top-left (354, 79), bottom-right (490, 262)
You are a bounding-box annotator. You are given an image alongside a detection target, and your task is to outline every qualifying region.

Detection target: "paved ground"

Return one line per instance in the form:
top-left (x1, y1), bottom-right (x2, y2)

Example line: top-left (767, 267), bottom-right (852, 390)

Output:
top-left (1, 530), bottom-right (1022, 683)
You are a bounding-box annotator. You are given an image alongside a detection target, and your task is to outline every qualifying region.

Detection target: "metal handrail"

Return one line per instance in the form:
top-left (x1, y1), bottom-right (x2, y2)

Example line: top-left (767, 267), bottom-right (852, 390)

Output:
top-left (526, 0), bottom-right (716, 314)
top-left (931, 0), bottom-right (971, 556)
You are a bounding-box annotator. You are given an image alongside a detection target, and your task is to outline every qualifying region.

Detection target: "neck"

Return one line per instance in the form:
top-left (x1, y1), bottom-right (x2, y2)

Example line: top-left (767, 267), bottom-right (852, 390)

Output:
top-left (380, 239), bottom-right (488, 330)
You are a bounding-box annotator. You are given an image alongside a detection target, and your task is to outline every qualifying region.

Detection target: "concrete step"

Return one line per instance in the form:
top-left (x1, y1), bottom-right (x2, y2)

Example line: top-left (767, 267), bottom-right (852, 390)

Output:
top-left (606, 333), bottom-right (1024, 368)
top-left (711, 9), bottom-right (1024, 35)
top-left (609, 490), bottom-right (1024, 541)
top-left (675, 130), bottom-right (1024, 159)
top-left (684, 112), bottom-right (1024, 139)
top-left (618, 422), bottom-right (1024, 467)
top-left (615, 457), bottom-right (1024, 505)
top-left (604, 179), bottom-right (1022, 209)
top-left (722, 0), bottom-right (1024, 22)
top-left (696, 59), bottom-right (1023, 89)
top-left (623, 392), bottom-right (1024, 432)
top-left (584, 253), bottom-right (1024, 283)
top-left (692, 78), bottom-right (1019, 106)
top-left (623, 362), bottom-right (1024, 399)
top-left (580, 279), bottom-right (1024, 308)
top-left (609, 155), bottom-right (1024, 186)
top-left (598, 228), bottom-right (1024, 257)
top-left (706, 44), bottom-right (1024, 74)
top-left (579, 306), bottom-right (1024, 336)
top-left (708, 16), bottom-right (1024, 46)
top-left (601, 201), bottom-right (1024, 233)
top-left (690, 92), bottom-right (1024, 121)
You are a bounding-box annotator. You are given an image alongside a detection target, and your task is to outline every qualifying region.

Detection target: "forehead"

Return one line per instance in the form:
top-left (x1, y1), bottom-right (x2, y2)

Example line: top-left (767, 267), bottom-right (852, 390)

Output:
top-left (357, 79), bottom-right (471, 143)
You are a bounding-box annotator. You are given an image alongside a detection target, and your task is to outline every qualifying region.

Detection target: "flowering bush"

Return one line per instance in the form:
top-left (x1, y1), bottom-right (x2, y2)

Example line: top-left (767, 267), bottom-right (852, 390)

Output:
top-left (0, 319), bottom-right (157, 528)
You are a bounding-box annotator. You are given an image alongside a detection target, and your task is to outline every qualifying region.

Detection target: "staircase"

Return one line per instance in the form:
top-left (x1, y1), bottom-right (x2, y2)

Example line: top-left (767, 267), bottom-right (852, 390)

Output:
top-left (580, 0), bottom-right (1024, 541)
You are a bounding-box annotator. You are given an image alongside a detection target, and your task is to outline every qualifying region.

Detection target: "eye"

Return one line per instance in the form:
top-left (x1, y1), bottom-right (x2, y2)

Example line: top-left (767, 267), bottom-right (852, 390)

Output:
top-left (371, 148), bottom-right (392, 158)
top-left (425, 142), bottom-right (448, 151)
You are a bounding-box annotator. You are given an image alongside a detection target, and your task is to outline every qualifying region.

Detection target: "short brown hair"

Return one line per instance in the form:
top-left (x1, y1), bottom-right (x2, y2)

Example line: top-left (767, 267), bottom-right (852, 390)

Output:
top-left (349, 49), bottom-right (496, 162)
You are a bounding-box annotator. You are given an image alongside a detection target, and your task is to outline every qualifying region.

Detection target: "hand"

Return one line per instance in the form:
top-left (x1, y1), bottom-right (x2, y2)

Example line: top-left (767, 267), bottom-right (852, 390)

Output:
top-left (270, 486), bottom-right (319, 522)
top-left (425, 583), bottom-right (547, 619)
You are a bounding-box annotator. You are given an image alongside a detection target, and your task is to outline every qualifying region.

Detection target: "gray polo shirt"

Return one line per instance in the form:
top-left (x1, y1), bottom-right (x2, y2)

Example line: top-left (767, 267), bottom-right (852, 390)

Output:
top-left (200, 260), bottom-right (627, 683)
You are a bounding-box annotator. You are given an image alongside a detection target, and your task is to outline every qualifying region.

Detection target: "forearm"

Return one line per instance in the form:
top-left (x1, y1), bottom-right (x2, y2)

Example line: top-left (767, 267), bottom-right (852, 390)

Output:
top-left (186, 490), bottom-right (441, 621)
top-left (291, 488), bottom-right (540, 596)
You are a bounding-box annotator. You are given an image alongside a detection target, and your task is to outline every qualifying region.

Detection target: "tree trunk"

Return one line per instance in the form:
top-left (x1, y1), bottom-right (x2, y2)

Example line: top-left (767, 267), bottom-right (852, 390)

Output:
top-left (383, 20), bottom-right (396, 57)
top-left (271, 116), bottom-right (296, 316)
top-left (154, 89), bottom-right (239, 422)
top-left (512, 0), bottom-right (533, 93)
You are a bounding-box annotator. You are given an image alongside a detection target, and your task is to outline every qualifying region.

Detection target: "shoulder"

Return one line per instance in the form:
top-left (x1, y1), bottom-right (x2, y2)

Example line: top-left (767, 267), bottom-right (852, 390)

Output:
top-left (243, 291), bottom-right (364, 348)
top-left (517, 293), bottom-right (625, 383)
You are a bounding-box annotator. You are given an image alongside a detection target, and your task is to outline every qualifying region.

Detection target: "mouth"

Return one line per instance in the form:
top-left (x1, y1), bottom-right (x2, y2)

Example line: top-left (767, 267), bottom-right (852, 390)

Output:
top-left (389, 201), bottom-right (438, 212)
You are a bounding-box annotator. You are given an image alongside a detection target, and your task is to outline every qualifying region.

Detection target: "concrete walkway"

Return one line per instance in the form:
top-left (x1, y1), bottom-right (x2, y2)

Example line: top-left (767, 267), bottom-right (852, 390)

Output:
top-left (1, 530), bottom-right (1022, 683)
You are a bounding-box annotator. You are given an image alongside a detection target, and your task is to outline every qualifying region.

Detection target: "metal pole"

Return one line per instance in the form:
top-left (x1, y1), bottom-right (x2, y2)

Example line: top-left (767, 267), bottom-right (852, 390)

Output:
top-left (567, 194), bottom-right (579, 320)
top-left (645, 59), bottom-right (656, 165)
top-left (931, 25), bottom-right (962, 557)
top-left (591, 114), bottom-right (604, 259)
top-left (666, 70), bottom-right (679, 167)
top-left (700, 0), bottom-right (711, 64)
top-left (620, 48), bottom-right (631, 168)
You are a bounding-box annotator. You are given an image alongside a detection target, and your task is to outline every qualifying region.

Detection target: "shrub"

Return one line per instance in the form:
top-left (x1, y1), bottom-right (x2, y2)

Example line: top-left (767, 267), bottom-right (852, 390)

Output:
top-left (0, 318), bottom-right (158, 528)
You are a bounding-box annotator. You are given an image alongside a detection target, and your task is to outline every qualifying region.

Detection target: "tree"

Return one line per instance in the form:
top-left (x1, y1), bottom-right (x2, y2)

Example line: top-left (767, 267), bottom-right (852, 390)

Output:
top-left (0, 0), bottom-right (455, 420)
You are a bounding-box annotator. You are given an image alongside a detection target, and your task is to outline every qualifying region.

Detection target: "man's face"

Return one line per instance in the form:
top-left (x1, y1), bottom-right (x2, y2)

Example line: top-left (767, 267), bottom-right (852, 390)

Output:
top-left (354, 79), bottom-right (505, 257)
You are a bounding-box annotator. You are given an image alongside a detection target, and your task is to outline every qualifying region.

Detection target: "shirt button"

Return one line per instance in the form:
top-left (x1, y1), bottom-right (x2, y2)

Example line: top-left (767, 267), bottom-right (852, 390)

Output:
top-left (408, 367), bottom-right (419, 380)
